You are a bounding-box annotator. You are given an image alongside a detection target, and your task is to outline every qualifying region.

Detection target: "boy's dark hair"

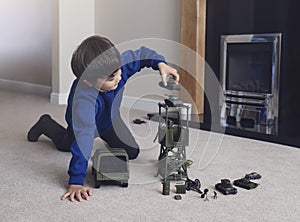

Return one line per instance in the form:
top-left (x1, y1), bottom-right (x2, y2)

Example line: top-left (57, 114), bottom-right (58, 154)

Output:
top-left (71, 35), bottom-right (121, 82)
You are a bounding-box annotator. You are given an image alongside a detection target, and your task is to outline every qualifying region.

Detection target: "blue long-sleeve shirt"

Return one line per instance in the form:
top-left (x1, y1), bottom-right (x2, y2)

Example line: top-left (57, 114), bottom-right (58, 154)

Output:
top-left (65, 47), bottom-right (166, 185)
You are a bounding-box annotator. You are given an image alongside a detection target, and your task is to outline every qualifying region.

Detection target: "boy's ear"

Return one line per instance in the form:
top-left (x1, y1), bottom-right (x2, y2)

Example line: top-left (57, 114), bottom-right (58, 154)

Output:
top-left (82, 79), bottom-right (93, 87)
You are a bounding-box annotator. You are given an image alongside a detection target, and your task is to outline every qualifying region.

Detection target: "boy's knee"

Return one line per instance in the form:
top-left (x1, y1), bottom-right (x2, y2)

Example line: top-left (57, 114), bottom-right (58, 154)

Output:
top-left (57, 145), bottom-right (71, 152)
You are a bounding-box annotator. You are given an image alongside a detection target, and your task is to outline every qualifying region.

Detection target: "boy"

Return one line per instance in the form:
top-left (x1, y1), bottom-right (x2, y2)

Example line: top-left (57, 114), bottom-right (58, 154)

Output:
top-left (27, 35), bottom-right (179, 202)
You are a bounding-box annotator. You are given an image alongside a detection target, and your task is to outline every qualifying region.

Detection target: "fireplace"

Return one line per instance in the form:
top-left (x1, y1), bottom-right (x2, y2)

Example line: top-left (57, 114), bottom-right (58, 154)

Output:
top-left (219, 33), bottom-right (281, 135)
top-left (204, 0), bottom-right (300, 147)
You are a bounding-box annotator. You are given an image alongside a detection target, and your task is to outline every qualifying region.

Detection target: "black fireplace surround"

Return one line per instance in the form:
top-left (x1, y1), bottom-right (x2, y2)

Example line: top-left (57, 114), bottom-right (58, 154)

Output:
top-left (202, 0), bottom-right (300, 148)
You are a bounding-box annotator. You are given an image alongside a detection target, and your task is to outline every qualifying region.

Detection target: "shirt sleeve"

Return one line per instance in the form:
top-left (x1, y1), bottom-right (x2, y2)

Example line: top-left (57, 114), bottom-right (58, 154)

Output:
top-left (67, 83), bottom-right (98, 185)
top-left (120, 46), bottom-right (167, 80)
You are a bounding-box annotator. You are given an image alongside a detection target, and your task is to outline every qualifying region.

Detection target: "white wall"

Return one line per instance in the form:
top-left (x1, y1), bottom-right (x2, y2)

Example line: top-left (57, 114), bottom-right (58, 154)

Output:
top-left (51, 0), bottom-right (95, 104)
top-left (0, 0), bottom-right (181, 105)
top-left (0, 0), bottom-right (52, 86)
top-left (95, 0), bottom-right (181, 100)
top-left (95, 0), bottom-right (181, 44)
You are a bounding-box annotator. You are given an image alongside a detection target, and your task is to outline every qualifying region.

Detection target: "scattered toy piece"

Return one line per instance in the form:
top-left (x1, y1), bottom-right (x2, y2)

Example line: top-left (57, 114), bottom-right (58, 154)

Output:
top-left (212, 191), bottom-right (218, 199)
top-left (162, 180), bottom-right (170, 195)
top-left (175, 183), bottom-right (186, 194)
top-left (174, 195), bottom-right (182, 200)
top-left (215, 179), bottom-right (237, 195)
top-left (133, 119), bottom-right (146, 124)
top-left (245, 172), bottom-right (262, 180)
top-left (201, 188), bottom-right (209, 201)
top-left (233, 178), bottom-right (259, 190)
top-left (185, 178), bottom-right (202, 194)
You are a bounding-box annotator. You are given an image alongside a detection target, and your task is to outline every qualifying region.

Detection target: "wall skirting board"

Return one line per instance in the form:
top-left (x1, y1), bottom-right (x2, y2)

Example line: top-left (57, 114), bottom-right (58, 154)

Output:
top-left (0, 78), bottom-right (51, 97)
top-left (50, 92), bottom-right (68, 105)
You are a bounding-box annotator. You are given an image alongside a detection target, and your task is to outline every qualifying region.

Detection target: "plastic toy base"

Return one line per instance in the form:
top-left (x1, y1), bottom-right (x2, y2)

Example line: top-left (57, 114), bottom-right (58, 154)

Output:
top-left (94, 180), bottom-right (128, 188)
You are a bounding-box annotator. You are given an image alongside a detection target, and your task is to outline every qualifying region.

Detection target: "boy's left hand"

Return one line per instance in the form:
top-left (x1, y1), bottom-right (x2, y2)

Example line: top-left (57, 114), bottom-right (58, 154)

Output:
top-left (158, 62), bottom-right (180, 86)
top-left (61, 184), bottom-right (93, 202)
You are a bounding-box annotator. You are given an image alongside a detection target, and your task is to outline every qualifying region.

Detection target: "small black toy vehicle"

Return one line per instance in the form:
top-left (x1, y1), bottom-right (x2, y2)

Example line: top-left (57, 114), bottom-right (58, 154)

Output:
top-left (233, 178), bottom-right (259, 190)
top-left (215, 179), bottom-right (237, 195)
top-left (245, 172), bottom-right (262, 180)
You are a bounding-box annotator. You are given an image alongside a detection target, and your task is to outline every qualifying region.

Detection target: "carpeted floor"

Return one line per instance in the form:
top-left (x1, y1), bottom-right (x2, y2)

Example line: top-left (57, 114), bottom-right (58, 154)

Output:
top-left (0, 88), bottom-right (299, 222)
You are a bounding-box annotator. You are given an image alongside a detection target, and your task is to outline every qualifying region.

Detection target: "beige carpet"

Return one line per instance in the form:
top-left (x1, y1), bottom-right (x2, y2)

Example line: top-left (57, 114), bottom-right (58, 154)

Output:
top-left (0, 88), bottom-right (299, 222)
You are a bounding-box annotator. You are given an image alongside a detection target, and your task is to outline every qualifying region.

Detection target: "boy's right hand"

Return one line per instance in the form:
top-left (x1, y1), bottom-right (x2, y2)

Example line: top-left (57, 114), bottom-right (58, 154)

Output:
top-left (61, 184), bottom-right (93, 202)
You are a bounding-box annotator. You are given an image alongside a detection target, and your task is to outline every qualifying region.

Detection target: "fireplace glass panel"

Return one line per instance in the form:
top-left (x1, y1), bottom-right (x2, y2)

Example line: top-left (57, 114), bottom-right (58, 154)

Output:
top-left (226, 42), bottom-right (273, 93)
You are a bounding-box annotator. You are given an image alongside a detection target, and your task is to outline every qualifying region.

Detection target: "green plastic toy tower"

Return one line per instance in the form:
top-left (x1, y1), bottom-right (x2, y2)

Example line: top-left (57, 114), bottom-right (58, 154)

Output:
top-left (156, 99), bottom-right (191, 181)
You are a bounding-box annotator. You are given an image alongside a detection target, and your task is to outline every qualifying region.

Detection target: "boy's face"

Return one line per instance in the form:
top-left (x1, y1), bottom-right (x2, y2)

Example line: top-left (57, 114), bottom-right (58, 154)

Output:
top-left (92, 69), bottom-right (122, 92)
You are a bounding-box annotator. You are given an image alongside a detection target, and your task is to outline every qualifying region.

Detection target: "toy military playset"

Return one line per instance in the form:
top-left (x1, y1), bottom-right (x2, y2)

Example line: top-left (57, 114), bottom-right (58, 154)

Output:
top-left (91, 76), bottom-right (262, 202)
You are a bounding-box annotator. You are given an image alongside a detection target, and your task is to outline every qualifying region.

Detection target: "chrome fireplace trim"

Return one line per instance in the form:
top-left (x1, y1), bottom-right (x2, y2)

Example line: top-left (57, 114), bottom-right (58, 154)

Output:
top-left (219, 33), bottom-right (282, 135)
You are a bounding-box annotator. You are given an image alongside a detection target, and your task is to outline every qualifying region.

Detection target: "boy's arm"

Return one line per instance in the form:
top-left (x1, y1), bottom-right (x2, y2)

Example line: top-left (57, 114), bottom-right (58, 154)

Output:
top-left (121, 46), bottom-right (179, 84)
top-left (62, 83), bottom-right (98, 201)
